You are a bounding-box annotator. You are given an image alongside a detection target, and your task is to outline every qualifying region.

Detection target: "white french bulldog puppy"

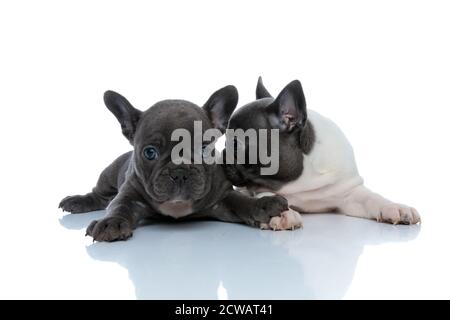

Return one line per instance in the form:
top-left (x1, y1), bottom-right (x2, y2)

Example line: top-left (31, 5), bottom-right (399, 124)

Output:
top-left (223, 78), bottom-right (421, 230)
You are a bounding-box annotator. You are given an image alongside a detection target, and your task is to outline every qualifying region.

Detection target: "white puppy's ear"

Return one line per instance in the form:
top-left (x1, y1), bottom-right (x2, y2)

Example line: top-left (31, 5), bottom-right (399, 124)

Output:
top-left (104, 90), bottom-right (142, 144)
top-left (203, 85), bottom-right (239, 133)
top-left (266, 80), bottom-right (307, 132)
top-left (256, 76), bottom-right (273, 99)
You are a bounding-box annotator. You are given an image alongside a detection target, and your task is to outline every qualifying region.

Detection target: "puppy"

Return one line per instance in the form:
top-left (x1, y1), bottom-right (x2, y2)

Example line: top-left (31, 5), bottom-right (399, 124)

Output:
top-left (59, 86), bottom-right (288, 241)
top-left (223, 78), bottom-right (421, 230)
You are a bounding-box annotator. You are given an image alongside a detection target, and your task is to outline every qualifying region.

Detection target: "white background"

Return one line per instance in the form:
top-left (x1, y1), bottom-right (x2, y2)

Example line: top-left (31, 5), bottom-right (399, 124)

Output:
top-left (0, 0), bottom-right (449, 299)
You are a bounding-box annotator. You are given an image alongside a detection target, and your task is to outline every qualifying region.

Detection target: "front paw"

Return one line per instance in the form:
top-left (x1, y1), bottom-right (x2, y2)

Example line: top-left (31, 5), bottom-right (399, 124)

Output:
top-left (86, 217), bottom-right (133, 242)
top-left (254, 195), bottom-right (289, 221)
top-left (260, 208), bottom-right (303, 231)
top-left (377, 204), bottom-right (421, 225)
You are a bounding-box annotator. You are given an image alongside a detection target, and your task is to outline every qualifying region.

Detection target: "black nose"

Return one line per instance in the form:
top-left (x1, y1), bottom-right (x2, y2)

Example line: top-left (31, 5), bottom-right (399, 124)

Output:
top-left (170, 168), bottom-right (189, 183)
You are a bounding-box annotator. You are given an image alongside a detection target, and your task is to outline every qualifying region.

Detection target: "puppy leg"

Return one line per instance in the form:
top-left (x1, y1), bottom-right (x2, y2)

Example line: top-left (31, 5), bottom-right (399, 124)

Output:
top-left (338, 185), bottom-right (421, 224)
top-left (59, 153), bottom-right (130, 213)
top-left (86, 183), bottom-right (155, 242)
top-left (204, 190), bottom-right (289, 228)
top-left (59, 192), bottom-right (111, 214)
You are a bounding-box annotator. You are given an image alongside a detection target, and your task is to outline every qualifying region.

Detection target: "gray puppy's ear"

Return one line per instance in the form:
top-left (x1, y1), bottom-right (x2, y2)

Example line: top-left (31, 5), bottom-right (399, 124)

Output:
top-left (256, 76), bottom-right (273, 99)
top-left (266, 80), bottom-right (307, 132)
top-left (203, 85), bottom-right (239, 133)
top-left (104, 90), bottom-right (142, 144)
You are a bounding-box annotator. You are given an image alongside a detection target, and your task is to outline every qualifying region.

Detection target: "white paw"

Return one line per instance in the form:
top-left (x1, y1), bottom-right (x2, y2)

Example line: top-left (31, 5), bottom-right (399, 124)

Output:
top-left (376, 203), bottom-right (421, 225)
top-left (260, 208), bottom-right (303, 231)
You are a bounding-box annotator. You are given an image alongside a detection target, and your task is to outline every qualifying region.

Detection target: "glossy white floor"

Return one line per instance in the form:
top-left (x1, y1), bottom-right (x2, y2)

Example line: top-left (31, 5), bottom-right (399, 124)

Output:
top-left (2, 0), bottom-right (450, 300)
top-left (1, 203), bottom-right (449, 299)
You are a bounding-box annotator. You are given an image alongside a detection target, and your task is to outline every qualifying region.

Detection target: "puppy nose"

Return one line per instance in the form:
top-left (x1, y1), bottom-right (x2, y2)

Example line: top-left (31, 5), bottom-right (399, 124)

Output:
top-left (170, 168), bottom-right (189, 183)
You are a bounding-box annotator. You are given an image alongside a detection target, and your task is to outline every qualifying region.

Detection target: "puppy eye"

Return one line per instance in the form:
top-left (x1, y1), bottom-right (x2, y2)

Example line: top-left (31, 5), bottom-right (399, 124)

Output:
top-left (143, 146), bottom-right (159, 161)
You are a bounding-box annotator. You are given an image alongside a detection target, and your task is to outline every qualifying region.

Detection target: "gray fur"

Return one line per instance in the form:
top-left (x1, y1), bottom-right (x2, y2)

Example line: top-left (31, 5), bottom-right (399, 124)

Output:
top-left (223, 78), bottom-right (315, 191)
top-left (59, 86), bottom-right (289, 242)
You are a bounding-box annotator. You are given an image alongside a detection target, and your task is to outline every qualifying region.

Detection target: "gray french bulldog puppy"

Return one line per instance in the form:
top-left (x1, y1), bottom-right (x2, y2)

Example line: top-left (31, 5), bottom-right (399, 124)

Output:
top-left (59, 86), bottom-right (288, 242)
top-left (223, 78), bottom-right (420, 230)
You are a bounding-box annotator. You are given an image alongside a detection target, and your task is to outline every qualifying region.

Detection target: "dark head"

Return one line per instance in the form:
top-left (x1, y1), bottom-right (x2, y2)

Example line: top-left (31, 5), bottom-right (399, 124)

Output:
top-left (104, 86), bottom-right (238, 215)
top-left (223, 77), bottom-right (315, 191)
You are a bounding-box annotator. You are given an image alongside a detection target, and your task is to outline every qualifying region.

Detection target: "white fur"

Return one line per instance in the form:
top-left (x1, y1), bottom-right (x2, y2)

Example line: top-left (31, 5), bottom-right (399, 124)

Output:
top-left (255, 110), bottom-right (421, 226)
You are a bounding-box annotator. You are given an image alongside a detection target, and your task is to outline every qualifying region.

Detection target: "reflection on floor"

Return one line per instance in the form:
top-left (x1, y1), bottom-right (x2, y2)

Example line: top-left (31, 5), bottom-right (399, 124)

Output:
top-left (59, 211), bottom-right (421, 299)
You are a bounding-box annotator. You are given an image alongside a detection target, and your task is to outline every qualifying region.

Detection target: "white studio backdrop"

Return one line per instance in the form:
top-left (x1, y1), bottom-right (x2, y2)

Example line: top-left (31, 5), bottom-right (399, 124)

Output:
top-left (0, 0), bottom-right (449, 298)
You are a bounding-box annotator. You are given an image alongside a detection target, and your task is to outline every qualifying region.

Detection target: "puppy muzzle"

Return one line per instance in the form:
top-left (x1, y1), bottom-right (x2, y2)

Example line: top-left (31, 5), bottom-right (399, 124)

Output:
top-left (152, 164), bottom-right (208, 202)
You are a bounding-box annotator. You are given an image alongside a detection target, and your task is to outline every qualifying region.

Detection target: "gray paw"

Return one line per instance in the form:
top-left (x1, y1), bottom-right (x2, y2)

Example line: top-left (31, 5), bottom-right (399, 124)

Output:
top-left (59, 194), bottom-right (104, 214)
top-left (254, 195), bottom-right (289, 223)
top-left (86, 217), bottom-right (133, 242)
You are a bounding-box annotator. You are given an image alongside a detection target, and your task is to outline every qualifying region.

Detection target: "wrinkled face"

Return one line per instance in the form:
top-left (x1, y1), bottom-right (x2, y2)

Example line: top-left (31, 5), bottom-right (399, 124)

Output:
top-left (224, 99), bottom-right (304, 191)
top-left (103, 85), bottom-right (238, 217)
top-left (133, 101), bottom-right (215, 211)
top-left (223, 79), bottom-right (313, 192)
